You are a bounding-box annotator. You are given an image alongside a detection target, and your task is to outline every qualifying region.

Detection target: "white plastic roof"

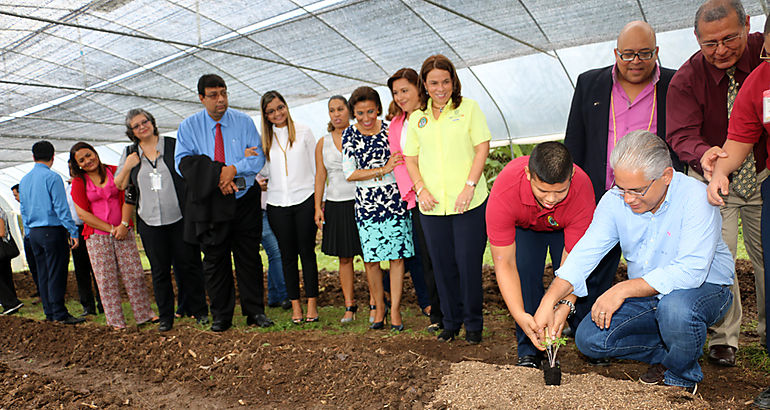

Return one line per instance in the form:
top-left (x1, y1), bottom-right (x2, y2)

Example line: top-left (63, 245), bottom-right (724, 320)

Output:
top-left (2, 0), bottom-right (767, 165)
top-left (2, 1), bottom-right (769, 268)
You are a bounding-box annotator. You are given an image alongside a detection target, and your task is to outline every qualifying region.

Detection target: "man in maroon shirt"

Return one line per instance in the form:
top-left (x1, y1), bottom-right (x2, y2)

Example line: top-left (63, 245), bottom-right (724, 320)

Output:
top-left (486, 142), bottom-right (596, 368)
top-left (707, 17), bottom-right (770, 407)
top-left (666, 0), bottom-right (766, 367)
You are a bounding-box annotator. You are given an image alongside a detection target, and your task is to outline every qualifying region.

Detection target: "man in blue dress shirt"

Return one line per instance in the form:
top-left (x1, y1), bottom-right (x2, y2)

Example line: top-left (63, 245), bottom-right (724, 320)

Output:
top-left (534, 130), bottom-right (734, 393)
top-left (19, 141), bottom-right (84, 324)
top-left (175, 74), bottom-right (272, 332)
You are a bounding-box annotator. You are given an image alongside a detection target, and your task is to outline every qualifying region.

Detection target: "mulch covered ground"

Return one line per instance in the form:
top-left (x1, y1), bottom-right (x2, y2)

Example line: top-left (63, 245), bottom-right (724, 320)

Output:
top-left (0, 260), bottom-right (766, 409)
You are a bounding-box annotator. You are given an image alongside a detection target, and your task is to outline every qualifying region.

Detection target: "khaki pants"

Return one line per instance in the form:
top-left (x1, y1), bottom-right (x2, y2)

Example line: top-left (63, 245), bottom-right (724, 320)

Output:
top-left (689, 168), bottom-right (767, 347)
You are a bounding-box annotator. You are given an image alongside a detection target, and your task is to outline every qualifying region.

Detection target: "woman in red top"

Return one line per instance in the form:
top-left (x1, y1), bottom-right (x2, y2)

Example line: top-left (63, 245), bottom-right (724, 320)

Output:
top-left (69, 142), bottom-right (156, 329)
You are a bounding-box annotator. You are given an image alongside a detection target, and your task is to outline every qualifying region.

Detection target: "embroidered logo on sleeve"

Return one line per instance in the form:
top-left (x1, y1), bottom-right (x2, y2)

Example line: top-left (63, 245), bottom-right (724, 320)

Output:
top-left (418, 117), bottom-right (428, 128)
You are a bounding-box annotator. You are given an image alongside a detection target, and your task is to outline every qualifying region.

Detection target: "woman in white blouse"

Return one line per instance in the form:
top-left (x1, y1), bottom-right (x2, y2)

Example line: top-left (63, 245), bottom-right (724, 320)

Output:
top-left (314, 95), bottom-right (362, 323)
top-left (261, 91), bottom-right (319, 324)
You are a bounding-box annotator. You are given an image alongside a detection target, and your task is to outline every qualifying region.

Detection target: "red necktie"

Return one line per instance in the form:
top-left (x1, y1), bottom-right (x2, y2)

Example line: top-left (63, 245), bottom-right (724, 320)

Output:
top-left (214, 123), bottom-right (225, 163)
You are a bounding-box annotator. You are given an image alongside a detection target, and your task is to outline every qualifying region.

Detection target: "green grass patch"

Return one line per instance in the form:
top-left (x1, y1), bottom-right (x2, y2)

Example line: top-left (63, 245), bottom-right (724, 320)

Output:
top-left (737, 342), bottom-right (770, 373)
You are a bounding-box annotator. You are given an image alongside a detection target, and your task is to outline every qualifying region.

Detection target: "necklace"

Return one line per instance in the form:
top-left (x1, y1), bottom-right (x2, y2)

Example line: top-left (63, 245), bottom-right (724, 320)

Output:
top-left (610, 84), bottom-right (656, 148)
top-left (273, 134), bottom-right (289, 176)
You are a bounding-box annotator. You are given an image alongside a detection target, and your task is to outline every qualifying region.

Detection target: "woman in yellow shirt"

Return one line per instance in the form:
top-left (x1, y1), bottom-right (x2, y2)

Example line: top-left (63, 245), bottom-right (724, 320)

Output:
top-left (404, 54), bottom-right (491, 344)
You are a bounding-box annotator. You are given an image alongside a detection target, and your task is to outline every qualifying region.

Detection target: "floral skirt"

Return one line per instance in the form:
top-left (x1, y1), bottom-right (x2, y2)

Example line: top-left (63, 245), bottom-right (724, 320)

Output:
top-left (356, 214), bottom-right (414, 262)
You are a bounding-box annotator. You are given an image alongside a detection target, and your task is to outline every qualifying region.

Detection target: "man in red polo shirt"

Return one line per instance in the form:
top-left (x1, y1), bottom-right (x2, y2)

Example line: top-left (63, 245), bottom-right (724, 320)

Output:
top-left (487, 141), bottom-right (595, 368)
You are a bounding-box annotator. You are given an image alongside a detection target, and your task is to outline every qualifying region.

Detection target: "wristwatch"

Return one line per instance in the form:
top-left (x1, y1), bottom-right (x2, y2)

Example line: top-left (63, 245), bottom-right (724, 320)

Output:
top-left (555, 299), bottom-right (576, 319)
top-left (121, 221), bottom-right (130, 228)
top-left (465, 179), bottom-right (476, 187)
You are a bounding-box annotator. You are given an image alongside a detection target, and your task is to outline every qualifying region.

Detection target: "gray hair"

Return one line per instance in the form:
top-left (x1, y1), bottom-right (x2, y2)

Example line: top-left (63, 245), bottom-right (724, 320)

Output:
top-left (695, 0), bottom-right (746, 37)
top-left (609, 130), bottom-right (672, 180)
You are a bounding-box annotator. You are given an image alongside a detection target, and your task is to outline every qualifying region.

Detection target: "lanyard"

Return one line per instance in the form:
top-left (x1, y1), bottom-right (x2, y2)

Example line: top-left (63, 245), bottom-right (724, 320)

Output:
top-left (611, 84), bottom-right (656, 148)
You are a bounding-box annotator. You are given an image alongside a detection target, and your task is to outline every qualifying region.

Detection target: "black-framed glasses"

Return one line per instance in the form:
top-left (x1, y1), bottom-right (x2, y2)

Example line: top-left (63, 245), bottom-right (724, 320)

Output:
top-left (699, 33), bottom-right (743, 51)
top-left (615, 49), bottom-right (656, 62)
top-left (760, 48), bottom-right (770, 61)
top-left (610, 178), bottom-right (656, 198)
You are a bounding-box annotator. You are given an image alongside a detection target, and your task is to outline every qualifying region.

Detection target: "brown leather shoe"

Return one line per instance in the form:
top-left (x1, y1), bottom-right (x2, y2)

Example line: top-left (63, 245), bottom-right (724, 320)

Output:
top-left (639, 363), bottom-right (667, 385)
top-left (707, 344), bottom-right (736, 367)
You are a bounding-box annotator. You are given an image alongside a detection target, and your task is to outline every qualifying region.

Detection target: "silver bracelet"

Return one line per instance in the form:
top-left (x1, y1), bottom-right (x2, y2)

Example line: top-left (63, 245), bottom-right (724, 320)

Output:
top-left (555, 299), bottom-right (576, 319)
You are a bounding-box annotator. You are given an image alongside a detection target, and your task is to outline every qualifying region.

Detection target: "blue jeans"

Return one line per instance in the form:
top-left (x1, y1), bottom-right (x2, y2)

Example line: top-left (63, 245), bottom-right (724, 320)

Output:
top-left (575, 282), bottom-right (732, 387)
top-left (262, 212), bottom-right (287, 304)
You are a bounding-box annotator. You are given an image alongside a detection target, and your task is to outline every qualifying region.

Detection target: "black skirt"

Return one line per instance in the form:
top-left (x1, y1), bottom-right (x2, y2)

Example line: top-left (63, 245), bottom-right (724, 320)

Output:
top-left (321, 200), bottom-right (362, 258)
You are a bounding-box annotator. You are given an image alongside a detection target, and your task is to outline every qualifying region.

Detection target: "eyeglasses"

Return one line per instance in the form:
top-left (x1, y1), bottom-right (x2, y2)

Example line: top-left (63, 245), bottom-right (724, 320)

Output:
top-left (265, 104), bottom-right (286, 116)
top-left (610, 178), bottom-right (656, 198)
top-left (204, 90), bottom-right (227, 99)
top-left (760, 48), bottom-right (770, 60)
top-left (130, 119), bottom-right (150, 131)
top-left (615, 49), bottom-right (656, 62)
top-left (699, 33), bottom-right (743, 51)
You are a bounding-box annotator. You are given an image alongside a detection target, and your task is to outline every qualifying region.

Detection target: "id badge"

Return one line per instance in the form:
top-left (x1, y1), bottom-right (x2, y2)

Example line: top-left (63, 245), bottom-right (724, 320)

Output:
top-left (763, 89), bottom-right (770, 124)
top-left (150, 169), bottom-right (162, 191)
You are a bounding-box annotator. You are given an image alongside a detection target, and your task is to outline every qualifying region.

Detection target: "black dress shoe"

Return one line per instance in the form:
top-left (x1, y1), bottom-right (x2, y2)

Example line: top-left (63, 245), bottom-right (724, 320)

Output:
top-left (465, 330), bottom-right (482, 345)
top-left (437, 328), bottom-right (460, 342)
top-left (516, 355), bottom-right (542, 369)
top-left (195, 315), bottom-right (210, 326)
top-left (210, 320), bottom-right (232, 332)
top-left (754, 386), bottom-right (770, 409)
top-left (267, 301), bottom-right (281, 308)
top-left (708, 344), bottom-right (736, 367)
top-left (280, 299), bottom-right (292, 310)
top-left (158, 321), bottom-right (173, 332)
top-left (247, 313), bottom-right (274, 328)
top-left (1, 302), bottom-right (23, 316)
top-left (79, 310), bottom-right (96, 317)
top-left (57, 315), bottom-right (85, 325)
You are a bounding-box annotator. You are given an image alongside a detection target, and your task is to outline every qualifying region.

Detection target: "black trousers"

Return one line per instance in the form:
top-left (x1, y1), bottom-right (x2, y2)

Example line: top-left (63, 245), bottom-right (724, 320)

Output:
top-left (23, 236), bottom-right (39, 294)
top-left (411, 208), bottom-right (443, 325)
top-left (420, 201), bottom-right (488, 332)
top-left (71, 224), bottom-right (101, 313)
top-left (137, 217), bottom-right (208, 323)
top-left (0, 258), bottom-right (20, 309)
top-left (29, 226), bottom-right (71, 321)
top-left (267, 194), bottom-right (319, 301)
top-left (199, 187), bottom-right (265, 322)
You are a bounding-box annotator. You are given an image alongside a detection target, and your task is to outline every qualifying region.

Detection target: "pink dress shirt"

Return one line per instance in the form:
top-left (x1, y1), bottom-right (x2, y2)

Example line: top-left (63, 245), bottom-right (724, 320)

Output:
top-left (605, 64), bottom-right (660, 190)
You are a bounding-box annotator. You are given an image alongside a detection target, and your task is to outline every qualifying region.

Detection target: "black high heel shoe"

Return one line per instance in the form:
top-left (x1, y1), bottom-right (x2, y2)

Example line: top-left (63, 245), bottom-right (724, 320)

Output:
top-left (369, 306), bottom-right (388, 330)
top-left (369, 304), bottom-right (376, 324)
top-left (390, 324), bottom-right (405, 332)
top-left (340, 305), bottom-right (358, 324)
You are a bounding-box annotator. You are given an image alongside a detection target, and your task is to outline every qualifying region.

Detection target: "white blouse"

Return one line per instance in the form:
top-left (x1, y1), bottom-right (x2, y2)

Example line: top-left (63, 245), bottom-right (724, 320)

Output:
top-left (321, 133), bottom-right (356, 201)
top-left (265, 122), bottom-right (316, 207)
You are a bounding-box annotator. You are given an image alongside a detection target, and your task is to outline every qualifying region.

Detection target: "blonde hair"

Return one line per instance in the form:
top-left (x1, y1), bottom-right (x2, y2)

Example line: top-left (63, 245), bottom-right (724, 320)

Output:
top-left (260, 90), bottom-right (295, 162)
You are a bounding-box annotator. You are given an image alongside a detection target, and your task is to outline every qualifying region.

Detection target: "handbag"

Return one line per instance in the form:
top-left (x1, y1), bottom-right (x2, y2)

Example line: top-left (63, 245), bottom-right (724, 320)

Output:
top-left (0, 235), bottom-right (20, 260)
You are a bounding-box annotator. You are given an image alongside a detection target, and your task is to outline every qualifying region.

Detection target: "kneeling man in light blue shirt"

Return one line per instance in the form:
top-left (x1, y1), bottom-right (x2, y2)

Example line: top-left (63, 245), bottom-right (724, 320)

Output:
top-left (535, 130), bottom-right (734, 393)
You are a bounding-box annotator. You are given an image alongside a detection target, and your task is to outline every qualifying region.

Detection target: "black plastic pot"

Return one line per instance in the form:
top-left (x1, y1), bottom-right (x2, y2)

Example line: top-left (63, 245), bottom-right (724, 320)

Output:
top-left (542, 359), bottom-right (561, 386)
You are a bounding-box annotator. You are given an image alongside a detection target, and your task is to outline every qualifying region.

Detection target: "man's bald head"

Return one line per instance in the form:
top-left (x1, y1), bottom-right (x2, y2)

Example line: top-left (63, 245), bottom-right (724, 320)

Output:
top-left (614, 21), bottom-right (659, 85)
top-left (617, 21), bottom-right (656, 49)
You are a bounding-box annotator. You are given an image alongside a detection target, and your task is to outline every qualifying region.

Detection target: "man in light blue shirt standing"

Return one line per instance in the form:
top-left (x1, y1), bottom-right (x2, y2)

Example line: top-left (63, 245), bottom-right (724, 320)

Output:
top-left (534, 130), bottom-right (733, 393)
top-left (175, 74), bottom-right (272, 332)
top-left (19, 141), bottom-right (83, 324)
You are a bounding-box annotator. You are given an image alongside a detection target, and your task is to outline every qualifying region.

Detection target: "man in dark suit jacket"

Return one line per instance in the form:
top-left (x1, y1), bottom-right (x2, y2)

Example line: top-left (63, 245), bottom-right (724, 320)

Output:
top-left (566, 21), bottom-right (684, 204)
top-left (561, 22), bottom-right (683, 366)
